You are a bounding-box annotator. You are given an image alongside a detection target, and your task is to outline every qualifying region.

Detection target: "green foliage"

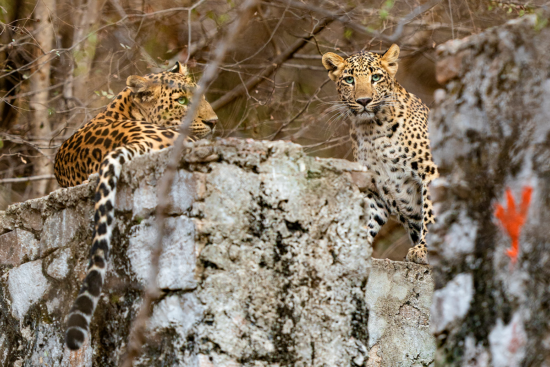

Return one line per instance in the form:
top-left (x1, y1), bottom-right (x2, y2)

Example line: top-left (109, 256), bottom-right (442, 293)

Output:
top-left (380, 0), bottom-right (394, 21)
top-left (488, 1), bottom-right (535, 17)
top-left (535, 13), bottom-right (548, 32)
top-left (0, 0), bottom-right (11, 23)
top-left (344, 28), bottom-right (353, 40)
top-left (207, 10), bottom-right (230, 26)
top-left (73, 32), bottom-right (99, 77)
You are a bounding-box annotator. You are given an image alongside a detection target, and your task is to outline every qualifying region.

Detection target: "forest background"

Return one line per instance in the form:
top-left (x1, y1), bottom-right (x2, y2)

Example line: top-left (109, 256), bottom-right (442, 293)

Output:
top-left (0, 0), bottom-right (542, 259)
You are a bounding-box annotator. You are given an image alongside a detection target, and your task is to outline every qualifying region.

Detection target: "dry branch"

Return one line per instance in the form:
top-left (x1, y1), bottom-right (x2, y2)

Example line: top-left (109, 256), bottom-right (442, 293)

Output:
top-left (211, 17), bottom-right (334, 110)
top-left (271, 78), bottom-right (331, 140)
top-left (121, 0), bottom-right (259, 364)
top-left (0, 174), bottom-right (56, 184)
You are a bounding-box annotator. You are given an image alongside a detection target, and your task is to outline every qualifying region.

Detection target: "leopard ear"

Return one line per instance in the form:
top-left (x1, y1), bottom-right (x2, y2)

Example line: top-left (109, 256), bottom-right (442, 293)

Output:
top-left (168, 61), bottom-right (188, 75)
top-left (381, 44), bottom-right (400, 77)
top-left (322, 52), bottom-right (346, 81)
top-left (126, 75), bottom-right (151, 93)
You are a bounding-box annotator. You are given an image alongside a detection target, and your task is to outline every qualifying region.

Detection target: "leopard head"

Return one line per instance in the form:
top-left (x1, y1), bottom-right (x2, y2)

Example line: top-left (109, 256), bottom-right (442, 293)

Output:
top-left (322, 44), bottom-right (400, 122)
top-left (126, 62), bottom-right (218, 140)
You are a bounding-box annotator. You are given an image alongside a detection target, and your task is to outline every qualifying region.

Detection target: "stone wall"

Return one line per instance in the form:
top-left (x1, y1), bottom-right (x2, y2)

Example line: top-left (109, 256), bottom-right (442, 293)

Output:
top-left (0, 139), bottom-right (434, 366)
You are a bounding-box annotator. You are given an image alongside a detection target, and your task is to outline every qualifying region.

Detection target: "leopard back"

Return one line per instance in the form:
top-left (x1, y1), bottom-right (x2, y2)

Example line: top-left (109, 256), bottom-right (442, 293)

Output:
top-left (55, 62), bottom-right (218, 187)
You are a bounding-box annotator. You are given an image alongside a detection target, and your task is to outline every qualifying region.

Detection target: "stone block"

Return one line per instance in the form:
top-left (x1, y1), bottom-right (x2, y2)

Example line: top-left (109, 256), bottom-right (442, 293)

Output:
top-left (128, 216), bottom-right (196, 290)
top-left (8, 259), bottom-right (50, 320)
top-left (0, 229), bottom-right (40, 266)
top-left (46, 248), bottom-right (72, 280)
top-left (40, 208), bottom-right (81, 255)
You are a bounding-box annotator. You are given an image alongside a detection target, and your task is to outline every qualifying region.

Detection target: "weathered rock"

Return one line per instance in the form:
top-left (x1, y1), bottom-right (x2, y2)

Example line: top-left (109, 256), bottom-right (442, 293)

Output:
top-left (0, 139), bottom-right (435, 366)
top-left (8, 259), bottom-right (50, 320)
top-left (366, 260), bottom-right (435, 366)
top-left (0, 229), bottom-right (40, 265)
top-left (429, 15), bottom-right (550, 366)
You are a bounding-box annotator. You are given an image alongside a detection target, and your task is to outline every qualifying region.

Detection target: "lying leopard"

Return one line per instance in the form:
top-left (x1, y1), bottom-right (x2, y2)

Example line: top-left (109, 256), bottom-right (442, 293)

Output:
top-left (55, 62), bottom-right (218, 350)
top-left (322, 44), bottom-right (438, 265)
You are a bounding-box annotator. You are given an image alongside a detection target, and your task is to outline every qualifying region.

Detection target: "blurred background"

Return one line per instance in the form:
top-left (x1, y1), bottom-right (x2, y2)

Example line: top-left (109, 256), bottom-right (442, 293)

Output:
top-left (0, 0), bottom-right (540, 258)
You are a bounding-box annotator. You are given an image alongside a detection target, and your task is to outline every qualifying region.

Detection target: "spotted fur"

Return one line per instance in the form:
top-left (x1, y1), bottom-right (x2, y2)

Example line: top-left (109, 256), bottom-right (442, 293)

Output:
top-left (322, 44), bottom-right (438, 265)
top-left (56, 62), bottom-right (218, 350)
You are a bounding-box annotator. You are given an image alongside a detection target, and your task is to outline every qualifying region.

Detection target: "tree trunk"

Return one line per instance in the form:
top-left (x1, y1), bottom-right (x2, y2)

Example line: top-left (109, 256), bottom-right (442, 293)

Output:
top-left (428, 15), bottom-right (550, 366)
top-left (29, 0), bottom-right (56, 198)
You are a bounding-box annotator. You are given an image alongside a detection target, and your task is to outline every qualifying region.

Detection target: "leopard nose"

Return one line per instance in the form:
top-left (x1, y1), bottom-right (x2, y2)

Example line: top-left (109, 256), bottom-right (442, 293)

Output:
top-left (203, 119), bottom-right (218, 130)
top-left (356, 98), bottom-right (372, 106)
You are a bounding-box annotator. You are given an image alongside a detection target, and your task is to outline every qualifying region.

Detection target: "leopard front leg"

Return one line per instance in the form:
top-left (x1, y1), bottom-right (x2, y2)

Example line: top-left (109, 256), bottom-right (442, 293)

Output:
top-left (364, 190), bottom-right (389, 244)
top-left (404, 183), bottom-right (433, 265)
top-left (406, 240), bottom-right (429, 265)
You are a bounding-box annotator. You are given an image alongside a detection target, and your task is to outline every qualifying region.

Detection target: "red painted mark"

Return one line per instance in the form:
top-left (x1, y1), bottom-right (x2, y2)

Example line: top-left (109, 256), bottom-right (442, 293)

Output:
top-left (494, 186), bottom-right (533, 264)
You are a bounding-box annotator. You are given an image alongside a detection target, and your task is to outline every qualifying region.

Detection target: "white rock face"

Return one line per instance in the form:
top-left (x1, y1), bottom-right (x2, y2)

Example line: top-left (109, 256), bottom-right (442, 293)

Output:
top-left (442, 211), bottom-right (477, 258)
top-left (46, 248), bottom-right (72, 280)
top-left (431, 273), bottom-right (473, 334)
top-left (128, 216), bottom-right (196, 290)
top-left (132, 181), bottom-right (157, 218)
top-left (0, 229), bottom-right (39, 265)
top-left (132, 170), bottom-right (196, 218)
top-left (149, 293), bottom-right (204, 334)
top-left (428, 16), bottom-right (550, 365)
top-left (8, 260), bottom-right (50, 320)
top-left (40, 208), bottom-right (81, 255)
top-left (489, 313), bottom-right (527, 367)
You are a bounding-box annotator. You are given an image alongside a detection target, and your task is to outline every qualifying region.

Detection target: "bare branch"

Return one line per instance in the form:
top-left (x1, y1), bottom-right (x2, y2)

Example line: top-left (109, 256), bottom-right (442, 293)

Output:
top-left (389, 0), bottom-right (444, 42)
top-left (121, 1), bottom-right (259, 365)
top-left (211, 16), bottom-right (334, 110)
top-left (0, 174), bottom-right (56, 184)
top-left (271, 78), bottom-right (331, 140)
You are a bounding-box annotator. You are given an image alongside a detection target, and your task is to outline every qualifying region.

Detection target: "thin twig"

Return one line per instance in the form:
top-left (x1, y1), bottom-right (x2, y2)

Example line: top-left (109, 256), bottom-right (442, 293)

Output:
top-left (0, 174), bottom-right (56, 184)
top-left (109, 0), bottom-right (159, 67)
top-left (268, 0), bottom-right (392, 42)
top-left (271, 78), bottom-right (330, 140)
top-left (389, 0), bottom-right (443, 42)
top-left (120, 0), bottom-right (259, 365)
top-left (211, 16), bottom-right (334, 110)
top-left (185, 0), bottom-right (207, 63)
top-left (0, 133), bottom-right (59, 155)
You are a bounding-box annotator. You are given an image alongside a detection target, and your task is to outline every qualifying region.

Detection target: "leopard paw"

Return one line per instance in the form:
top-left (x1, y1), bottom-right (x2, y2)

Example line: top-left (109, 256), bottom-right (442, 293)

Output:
top-left (406, 244), bottom-right (429, 265)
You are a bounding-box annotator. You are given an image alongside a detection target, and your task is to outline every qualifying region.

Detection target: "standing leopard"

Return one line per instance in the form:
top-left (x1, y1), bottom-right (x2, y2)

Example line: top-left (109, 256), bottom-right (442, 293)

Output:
top-left (55, 62), bottom-right (218, 350)
top-left (322, 44), bottom-right (438, 265)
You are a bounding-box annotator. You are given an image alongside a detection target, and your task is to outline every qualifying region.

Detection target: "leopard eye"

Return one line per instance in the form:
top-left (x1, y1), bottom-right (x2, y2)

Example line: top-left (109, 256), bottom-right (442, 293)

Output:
top-left (372, 74), bottom-right (382, 82)
top-left (177, 96), bottom-right (188, 105)
top-left (344, 76), bottom-right (354, 84)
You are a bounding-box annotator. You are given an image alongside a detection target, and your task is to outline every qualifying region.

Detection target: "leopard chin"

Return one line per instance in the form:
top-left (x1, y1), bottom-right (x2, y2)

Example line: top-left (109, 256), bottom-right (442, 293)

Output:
top-left (354, 111), bottom-right (376, 123)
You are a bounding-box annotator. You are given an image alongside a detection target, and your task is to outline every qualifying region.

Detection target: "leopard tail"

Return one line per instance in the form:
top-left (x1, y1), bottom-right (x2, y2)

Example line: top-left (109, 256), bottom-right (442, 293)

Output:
top-left (65, 146), bottom-right (140, 350)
